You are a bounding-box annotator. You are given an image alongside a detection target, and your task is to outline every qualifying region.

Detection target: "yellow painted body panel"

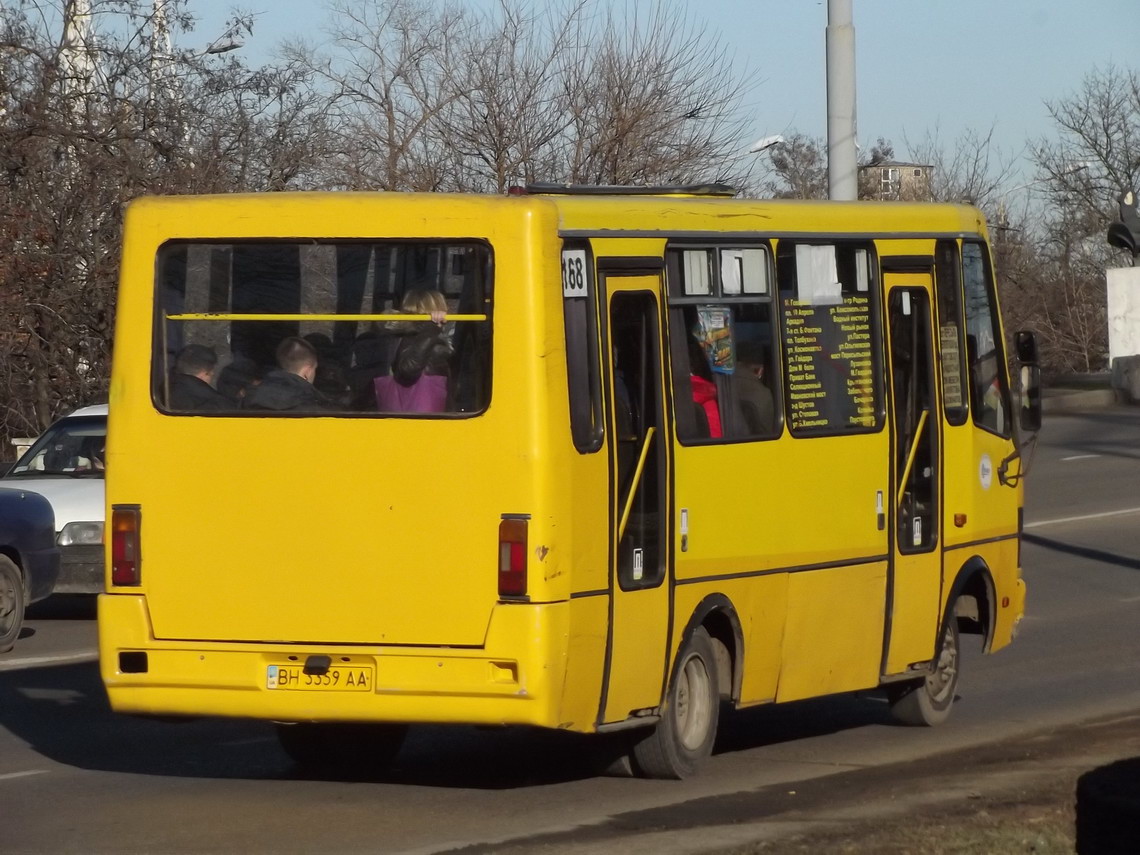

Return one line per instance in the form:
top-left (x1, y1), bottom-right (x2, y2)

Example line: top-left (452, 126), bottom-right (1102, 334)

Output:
top-left (101, 593), bottom-right (567, 725)
top-left (101, 191), bottom-right (1025, 735)
top-left (776, 561), bottom-right (888, 701)
top-left (671, 576), bottom-right (787, 706)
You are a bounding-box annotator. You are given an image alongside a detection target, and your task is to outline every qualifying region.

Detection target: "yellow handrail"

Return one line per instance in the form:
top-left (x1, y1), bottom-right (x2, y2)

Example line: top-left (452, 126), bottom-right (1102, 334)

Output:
top-left (165, 313), bottom-right (487, 322)
top-left (896, 409), bottom-right (930, 506)
top-left (618, 426), bottom-right (656, 540)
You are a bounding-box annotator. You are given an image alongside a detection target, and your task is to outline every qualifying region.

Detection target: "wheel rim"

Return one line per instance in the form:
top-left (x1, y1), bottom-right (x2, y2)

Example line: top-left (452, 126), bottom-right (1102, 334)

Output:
top-left (925, 622), bottom-right (958, 704)
top-left (674, 653), bottom-right (713, 751)
top-left (0, 573), bottom-right (16, 634)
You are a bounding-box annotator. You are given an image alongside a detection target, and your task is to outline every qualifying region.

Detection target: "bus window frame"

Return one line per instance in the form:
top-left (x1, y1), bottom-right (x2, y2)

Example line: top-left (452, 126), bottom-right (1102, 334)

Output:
top-left (774, 238), bottom-right (886, 439)
top-left (961, 240), bottom-right (1013, 440)
top-left (150, 237), bottom-right (496, 420)
top-left (664, 240), bottom-right (784, 447)
top-left (934, 239), bottom-right (969, 427)
top-left (562, 240), bottom-right (605, 453)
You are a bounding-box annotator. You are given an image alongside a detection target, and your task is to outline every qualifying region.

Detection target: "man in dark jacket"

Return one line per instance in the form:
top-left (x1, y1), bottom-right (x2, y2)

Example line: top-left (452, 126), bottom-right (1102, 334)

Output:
top-left (245, 337), bottom-right (338, 412)
top-left (169, 344), bottom-right (230, 411)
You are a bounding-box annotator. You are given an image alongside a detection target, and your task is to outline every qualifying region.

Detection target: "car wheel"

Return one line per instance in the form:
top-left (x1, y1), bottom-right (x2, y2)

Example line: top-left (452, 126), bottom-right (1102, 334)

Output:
top-left (0, 556), bottom-right (26, 653)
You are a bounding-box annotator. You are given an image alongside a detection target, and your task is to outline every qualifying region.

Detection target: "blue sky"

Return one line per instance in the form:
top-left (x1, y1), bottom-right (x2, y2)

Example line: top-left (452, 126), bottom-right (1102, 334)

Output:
top-left (185, 0), bottom-right (1137, 170)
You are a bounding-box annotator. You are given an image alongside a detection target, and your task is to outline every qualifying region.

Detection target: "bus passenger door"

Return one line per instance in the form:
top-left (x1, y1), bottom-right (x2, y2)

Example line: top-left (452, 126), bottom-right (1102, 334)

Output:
top-left (600, 275), bottom-right (672, 725)
top-left (884, 276), bottom-right (943, 674)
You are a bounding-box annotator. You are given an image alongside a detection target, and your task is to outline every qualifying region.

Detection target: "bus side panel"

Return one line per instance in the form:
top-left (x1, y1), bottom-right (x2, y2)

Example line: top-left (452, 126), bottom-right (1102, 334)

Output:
top-left (775, 561), bottom-right (888, 702)
top-left (943, 538), bottom-right (1022, 653)
top-left (671, 576), bottom-right (787, 707)
top-left (942, 425), bottom-right (1020, 549)
top-left (556, 595), bottom-right (609, 729)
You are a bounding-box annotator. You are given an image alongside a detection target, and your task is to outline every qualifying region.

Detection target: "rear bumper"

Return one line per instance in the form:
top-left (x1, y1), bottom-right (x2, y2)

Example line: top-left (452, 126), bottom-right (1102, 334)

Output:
top-left (99, 593), bottom-right (572, 730)
top-left (54, 544), bottom-right (103, 594)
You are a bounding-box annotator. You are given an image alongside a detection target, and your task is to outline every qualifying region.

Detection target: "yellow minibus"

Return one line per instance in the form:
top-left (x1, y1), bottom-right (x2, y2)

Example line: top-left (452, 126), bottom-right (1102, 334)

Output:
top-left (100, 185), bottom-right (1037, 778)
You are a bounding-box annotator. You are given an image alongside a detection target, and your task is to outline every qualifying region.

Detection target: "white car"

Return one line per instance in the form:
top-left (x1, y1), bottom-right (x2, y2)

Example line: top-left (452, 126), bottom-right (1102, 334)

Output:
top-left (1, 404), bottom-right (106, 594)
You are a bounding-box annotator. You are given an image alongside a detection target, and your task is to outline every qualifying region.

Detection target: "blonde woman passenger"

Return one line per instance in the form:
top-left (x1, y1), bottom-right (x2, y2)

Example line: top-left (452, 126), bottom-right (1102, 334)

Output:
top-left (375, 288), bottom-right (453, 413)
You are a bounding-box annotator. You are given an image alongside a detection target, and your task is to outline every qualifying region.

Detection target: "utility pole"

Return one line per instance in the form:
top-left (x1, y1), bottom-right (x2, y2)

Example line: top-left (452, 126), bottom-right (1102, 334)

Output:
top-left (826, 0), bottom-right (858, 201)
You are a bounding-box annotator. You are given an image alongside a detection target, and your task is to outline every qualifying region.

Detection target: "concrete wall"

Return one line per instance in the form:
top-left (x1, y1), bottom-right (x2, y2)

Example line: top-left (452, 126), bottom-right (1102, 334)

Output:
top-left (1107, 267), bottom-right (1140, 362)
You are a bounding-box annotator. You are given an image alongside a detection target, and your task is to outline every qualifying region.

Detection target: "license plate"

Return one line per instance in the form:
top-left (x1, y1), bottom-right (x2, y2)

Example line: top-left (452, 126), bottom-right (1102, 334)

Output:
top-left (266, 664), bottom-right (373, 692)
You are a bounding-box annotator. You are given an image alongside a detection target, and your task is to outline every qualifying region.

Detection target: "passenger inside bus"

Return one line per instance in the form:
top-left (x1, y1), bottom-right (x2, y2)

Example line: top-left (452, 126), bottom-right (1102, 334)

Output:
top-left (687, 334), bottom-right (722, 438)
top-left (301, 333), bottom-right (352, 408)
top-left (217, 356), bottom-right (262, 404)
top-left (730, 340), bottom-right (775, 436)
top-left (169, 344), bottom-right (229, 412)
top-left (374, 288), bottom-right (452, 413)
top-left (245, 336), bottom-right (340, 412)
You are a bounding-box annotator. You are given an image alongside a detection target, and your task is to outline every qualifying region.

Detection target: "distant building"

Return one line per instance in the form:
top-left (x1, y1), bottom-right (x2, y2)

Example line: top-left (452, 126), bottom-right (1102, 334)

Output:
top-left (859, 161), bottom-right (934, 202)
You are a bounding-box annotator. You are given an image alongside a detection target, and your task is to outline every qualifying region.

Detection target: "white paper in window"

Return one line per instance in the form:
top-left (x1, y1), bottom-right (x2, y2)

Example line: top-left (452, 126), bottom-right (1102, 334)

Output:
top-left (855, 249), bottom-right (869, 292)
top-left (742, 249), bottom-right (769, 294)
top-left (720, 250), bottom-right (743, 294)
top-left (683, 251), bottom-right (710, 295)
top-left (795, 245), bottom-right (841, 305)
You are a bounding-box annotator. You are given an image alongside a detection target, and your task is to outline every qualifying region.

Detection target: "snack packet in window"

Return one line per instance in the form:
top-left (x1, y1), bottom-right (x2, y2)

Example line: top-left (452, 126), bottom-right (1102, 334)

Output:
top-left (693, 305), bottom-right (735, 374)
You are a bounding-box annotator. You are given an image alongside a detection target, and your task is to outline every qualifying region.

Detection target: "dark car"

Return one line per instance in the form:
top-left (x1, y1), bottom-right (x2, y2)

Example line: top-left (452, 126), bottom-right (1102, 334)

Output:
top-left (0, 488), bottom-right (61, 652)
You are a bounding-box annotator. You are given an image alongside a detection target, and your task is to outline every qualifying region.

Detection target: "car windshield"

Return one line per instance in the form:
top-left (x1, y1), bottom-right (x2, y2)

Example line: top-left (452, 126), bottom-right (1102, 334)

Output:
top-left (6, 415), bottom-right (107, 478)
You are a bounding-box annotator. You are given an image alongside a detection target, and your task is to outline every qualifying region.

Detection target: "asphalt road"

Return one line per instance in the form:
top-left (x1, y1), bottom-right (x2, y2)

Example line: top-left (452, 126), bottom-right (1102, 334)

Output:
top-left (2, 405), bottom-right (1139, 854)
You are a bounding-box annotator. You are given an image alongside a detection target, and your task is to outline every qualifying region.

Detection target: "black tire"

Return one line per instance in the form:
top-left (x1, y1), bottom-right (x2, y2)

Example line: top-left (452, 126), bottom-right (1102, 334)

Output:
top-left (889, 615), bottom-right (960, 726)
top-left (275, 722), bottom-right (408, 774)
top-left (630, 627), bottom-right (719, 779)
top-left (0, 556), bottom-right (26, 654)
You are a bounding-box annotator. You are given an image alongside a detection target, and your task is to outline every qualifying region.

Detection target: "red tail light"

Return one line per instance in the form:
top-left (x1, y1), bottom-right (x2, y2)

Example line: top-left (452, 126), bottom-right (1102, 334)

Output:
top-left (498, 517), bottom-right (528, 598)
top-left (111, 505), bottom-right (141, 586)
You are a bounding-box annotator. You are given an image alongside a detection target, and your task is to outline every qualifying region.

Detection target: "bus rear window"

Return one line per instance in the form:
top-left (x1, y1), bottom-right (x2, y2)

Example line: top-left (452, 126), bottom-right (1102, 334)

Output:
top-left (154, 241), bottom-right (493, 416)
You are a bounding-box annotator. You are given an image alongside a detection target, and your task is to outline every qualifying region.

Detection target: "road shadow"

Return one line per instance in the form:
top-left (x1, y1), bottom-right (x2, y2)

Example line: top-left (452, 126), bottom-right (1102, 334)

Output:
top-left (0, 659), bottom-right (896, 789)
top-left (25, 595), bottom-right (98, 621)
top-left (714, 691), bottom-right (895, 755)
top-left (1024, 532), bottom-right (1140, 572)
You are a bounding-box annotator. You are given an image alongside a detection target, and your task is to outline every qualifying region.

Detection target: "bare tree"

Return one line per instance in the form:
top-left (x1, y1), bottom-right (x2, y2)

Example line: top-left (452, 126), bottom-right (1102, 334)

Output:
top-left (0, 0), bottom-right (332, 453)
top-left (755, 133), bottom-right (828, 199)
top-left (557, 3), bottom-right (753, 187)
top-left (1000, 65), bottom-right (1140, 374)
top-left (905, 125), bottom-right (1017, 208)
top-left (296, 0), bottom-right (469, 191)
top-left (435, 0), bottom-right (583, 193)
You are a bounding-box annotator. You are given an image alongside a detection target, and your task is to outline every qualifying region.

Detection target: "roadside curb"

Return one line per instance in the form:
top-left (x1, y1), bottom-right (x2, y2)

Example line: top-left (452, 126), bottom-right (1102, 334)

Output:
top-left (1042, 388), bottom-right (1119, 413)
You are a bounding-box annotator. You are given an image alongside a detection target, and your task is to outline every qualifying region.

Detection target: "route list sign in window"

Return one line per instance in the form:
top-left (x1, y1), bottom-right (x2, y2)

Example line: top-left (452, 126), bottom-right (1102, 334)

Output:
top-left (781, 245), bottom-right (878, 433)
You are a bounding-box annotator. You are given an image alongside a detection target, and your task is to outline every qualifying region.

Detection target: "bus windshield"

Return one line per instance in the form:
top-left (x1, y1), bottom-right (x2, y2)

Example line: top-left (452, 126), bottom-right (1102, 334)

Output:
top-left (154, 240), bottom-right (493, 416)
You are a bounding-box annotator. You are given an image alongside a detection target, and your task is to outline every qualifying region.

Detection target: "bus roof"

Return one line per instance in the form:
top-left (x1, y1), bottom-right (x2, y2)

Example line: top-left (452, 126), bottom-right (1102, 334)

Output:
top-left (125, 191), bottom-right (990, 242)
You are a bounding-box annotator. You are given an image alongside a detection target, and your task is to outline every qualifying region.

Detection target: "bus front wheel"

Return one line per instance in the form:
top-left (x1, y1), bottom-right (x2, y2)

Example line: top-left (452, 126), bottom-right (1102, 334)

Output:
top-left (889, 616), bottom-right (960, 727)
top-left (630, 627), bottom-right (719, 779)
top-left (274, 722), bottom-right (408, 774)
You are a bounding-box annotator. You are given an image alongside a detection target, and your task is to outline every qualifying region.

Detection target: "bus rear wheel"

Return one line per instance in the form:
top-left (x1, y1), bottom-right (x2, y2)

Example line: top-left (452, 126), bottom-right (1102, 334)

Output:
top-left (889, 616), bottom-right (960, 727)
top-left (630, 627), bottom-right (719, 779)
top-left (0, 557), bottom-right (25, 653)
top-left (275, 722), bottom-right (408, 775)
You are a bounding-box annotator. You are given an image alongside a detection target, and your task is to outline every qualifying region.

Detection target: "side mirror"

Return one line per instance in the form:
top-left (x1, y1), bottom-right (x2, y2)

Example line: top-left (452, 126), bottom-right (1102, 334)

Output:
top-left (1014, 330), bottom-right (1042, 433)
top-left (0, 462), bottom-right (11, 477)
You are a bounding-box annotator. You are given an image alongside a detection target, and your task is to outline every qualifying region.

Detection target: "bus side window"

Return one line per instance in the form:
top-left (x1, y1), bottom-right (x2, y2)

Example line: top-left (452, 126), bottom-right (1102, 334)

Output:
top-left (962, 242), bottom-right (1010, 437)
top-left (666, 246), bottom-right (780, 444)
